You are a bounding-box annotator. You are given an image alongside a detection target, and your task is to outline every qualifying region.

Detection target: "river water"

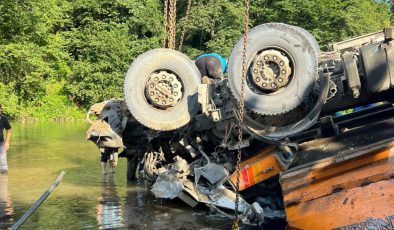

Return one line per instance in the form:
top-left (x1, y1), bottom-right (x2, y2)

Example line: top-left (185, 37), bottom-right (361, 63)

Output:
top-left (0, 122), bottom-right (235, 230)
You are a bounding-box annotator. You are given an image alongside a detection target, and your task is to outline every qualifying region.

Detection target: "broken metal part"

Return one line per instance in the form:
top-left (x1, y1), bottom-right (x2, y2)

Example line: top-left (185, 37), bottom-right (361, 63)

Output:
top-left (86, 99), bottom-right (131, 148)
top-left (171, 156), bottom-right (191, 178)
top-left (178, 191), bottom-right (198, 207)
top-left (326, 79), bottom-right (338, 100)
top-left (227, 137), bottom-right (250, 151)
top-left (87, 121), bottom-right (123, 148)
top-left (251, 49), bottom-right (292, 92)
top-left (151, 174), bottom-right (184, 199)
top-left (194, 145), bottom-right (229, 186)
top-left (143, 151), bottom-right (165, 184)
top-left (194, 162), bottom-right (229, 187)
top-left (150, 156), bottom-right (264, 225)
top-left (198, 82), bottom-right (222, 122)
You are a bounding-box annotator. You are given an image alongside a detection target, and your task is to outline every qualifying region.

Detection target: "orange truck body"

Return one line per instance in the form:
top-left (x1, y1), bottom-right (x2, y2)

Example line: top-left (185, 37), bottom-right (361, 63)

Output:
top-left (281, 143), bottom-right (394, 230)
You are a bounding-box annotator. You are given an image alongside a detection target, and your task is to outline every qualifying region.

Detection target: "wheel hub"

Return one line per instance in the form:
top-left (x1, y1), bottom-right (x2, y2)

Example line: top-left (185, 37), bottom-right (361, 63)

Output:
top-left (145, 71), bottom-right (183, 109)
top-left (250, 49), bottom-right (292, 92)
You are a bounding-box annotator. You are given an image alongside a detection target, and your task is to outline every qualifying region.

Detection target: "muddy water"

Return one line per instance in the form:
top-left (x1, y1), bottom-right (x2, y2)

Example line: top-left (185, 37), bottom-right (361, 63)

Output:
top-left (0, 122), bottom-right (234, 230)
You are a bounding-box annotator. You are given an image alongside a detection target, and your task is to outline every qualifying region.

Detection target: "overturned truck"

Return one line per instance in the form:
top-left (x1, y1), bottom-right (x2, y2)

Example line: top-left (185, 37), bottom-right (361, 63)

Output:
top-left (87, 23), bottom-right (394, 228)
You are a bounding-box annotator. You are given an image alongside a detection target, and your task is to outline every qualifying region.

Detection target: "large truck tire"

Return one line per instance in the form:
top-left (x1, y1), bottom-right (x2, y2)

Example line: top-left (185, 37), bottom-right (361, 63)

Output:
top-left (228, 23), bottom-right (319, 115)
top-left (124, 48), bottom-right (201, 131)
top-left (292, 25), bottom-right (320, 55)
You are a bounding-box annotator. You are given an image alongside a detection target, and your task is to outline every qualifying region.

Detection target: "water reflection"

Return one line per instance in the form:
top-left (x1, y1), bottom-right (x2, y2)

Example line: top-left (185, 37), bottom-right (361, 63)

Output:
top-left (96, 175), bottom-right (124, 229)
top-left (123, 181), bottom-right (159, 229)
top-left (0, 175), bottom-right (14, 229)
top-left (122, 181), bottom-right (232, 230)
top-left (3, 122), bottom-right (234, 229)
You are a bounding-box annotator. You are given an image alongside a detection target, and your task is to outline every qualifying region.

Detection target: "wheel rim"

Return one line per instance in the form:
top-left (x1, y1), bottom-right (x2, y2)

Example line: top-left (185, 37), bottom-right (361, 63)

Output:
top-left (145, 70), bottom-right (183, 109)
top-left (250, 49), bottom-right (292, 92)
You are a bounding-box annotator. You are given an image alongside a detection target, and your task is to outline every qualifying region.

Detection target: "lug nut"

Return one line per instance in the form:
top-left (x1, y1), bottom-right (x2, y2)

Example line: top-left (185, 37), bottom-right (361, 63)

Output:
top-left (271, 83), bottom-right (276, 88)
top-left (256, 77), bottom-right (261, 82)
top-left (174, 92), bottom-right (178, 96)
top-left (282, 70), bottom-right (286, 74)
top-left (262, 83), bottom-right (267, 87)
top-left (169, 98), bottom-right (174, 102)
top-left (174, 84), bottom-right (178, 88)
top-left (253, 69), bottom-right (258, 74)
top-left (257, 61), bottom-right (262, 66)
top-left (273, 56), bottom-right (277, 60)
top-left (264, 56), bottom-right (269, 60)
top-left (169, 77), bottom-right (173, 81)
top-left (150, 92), bottom-right (154, 96)
top-left (278, 78), bottom-right (283, 83)
top-left (155, 77), bottom-right (159, 81)
top-left (280, 61), bottom-right (284, 66)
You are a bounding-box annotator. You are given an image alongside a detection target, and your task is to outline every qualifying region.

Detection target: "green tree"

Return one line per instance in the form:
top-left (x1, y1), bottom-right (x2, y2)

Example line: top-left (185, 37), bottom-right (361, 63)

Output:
top-left (0, 0), bottom-right (72, 115)
top-left (177, 0), bottom-right (244, 58)
top-left (250, 0), bottom-right (391, 49)
top-left (65, 0), bottom-right (163, 107)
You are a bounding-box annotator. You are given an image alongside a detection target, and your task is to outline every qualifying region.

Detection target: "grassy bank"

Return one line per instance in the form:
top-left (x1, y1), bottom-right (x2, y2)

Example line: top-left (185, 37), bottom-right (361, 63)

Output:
top-left (0, 82), bottom-right (86, 121)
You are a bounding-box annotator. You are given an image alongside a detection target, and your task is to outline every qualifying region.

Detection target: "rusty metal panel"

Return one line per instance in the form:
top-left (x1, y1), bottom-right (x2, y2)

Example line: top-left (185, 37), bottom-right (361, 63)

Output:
top-left (281, 145), bottom-right (394, 230)
top-left (229, 146), bottom-right (284, 191)
top-left (328, 30), bottom-right (385, 53)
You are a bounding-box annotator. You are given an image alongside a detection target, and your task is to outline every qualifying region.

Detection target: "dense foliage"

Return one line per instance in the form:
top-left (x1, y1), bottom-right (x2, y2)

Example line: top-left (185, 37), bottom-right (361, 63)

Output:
top-left (0, 0), bottom-right (391, 119)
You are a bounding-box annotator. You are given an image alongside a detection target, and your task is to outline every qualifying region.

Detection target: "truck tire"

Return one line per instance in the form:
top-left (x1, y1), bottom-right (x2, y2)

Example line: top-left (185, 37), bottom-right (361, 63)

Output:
top-left (228, 23), bottom-right (319, 115)
top-left (292, 25), bottom-right (320, 55)
top-left (124, 48), bottom-right (201, 131)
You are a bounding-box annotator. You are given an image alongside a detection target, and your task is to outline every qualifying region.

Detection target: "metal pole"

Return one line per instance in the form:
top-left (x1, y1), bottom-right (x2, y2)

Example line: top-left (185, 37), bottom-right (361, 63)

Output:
top-left (11, 171), bottom-right (66, 230)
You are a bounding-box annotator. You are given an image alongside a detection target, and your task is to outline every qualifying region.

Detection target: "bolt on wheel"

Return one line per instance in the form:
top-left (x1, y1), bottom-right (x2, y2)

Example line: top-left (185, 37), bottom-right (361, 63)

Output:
top-left (250, 49), bottom-right (292, 92)
top-left (145, 71), bottom-right (183, 109)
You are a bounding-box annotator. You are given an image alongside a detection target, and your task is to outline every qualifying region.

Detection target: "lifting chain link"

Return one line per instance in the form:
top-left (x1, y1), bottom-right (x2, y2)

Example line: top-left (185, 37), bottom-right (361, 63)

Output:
top-left (162, 0), bottom-right (169, 48)
top-left (233, 0), bottom-right (250, 229)
top-left (178, 0), bottom-right (192, 51)
top-left (168, 0), bottom-right (177, 49)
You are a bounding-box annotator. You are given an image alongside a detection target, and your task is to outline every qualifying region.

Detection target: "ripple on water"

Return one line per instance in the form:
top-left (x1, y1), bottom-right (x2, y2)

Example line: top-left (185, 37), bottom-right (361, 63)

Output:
top-left (1, 122), bottom-right (235, 229)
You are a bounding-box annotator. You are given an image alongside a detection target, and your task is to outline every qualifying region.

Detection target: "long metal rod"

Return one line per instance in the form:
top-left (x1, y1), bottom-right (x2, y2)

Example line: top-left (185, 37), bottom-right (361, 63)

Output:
top-left (11, 171), bottom-right (66, 230)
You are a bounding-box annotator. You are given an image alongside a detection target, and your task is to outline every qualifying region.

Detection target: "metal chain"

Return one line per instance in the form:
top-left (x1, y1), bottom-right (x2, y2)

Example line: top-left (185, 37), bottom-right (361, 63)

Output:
top-left (233, 0), bottom-right (250, 229)
top-left (178, 0), bottom-right (192, 51)
top-left (162, 0), bottom-right (169, 48)
top-left (168, 0), bottom-right (177, 49)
